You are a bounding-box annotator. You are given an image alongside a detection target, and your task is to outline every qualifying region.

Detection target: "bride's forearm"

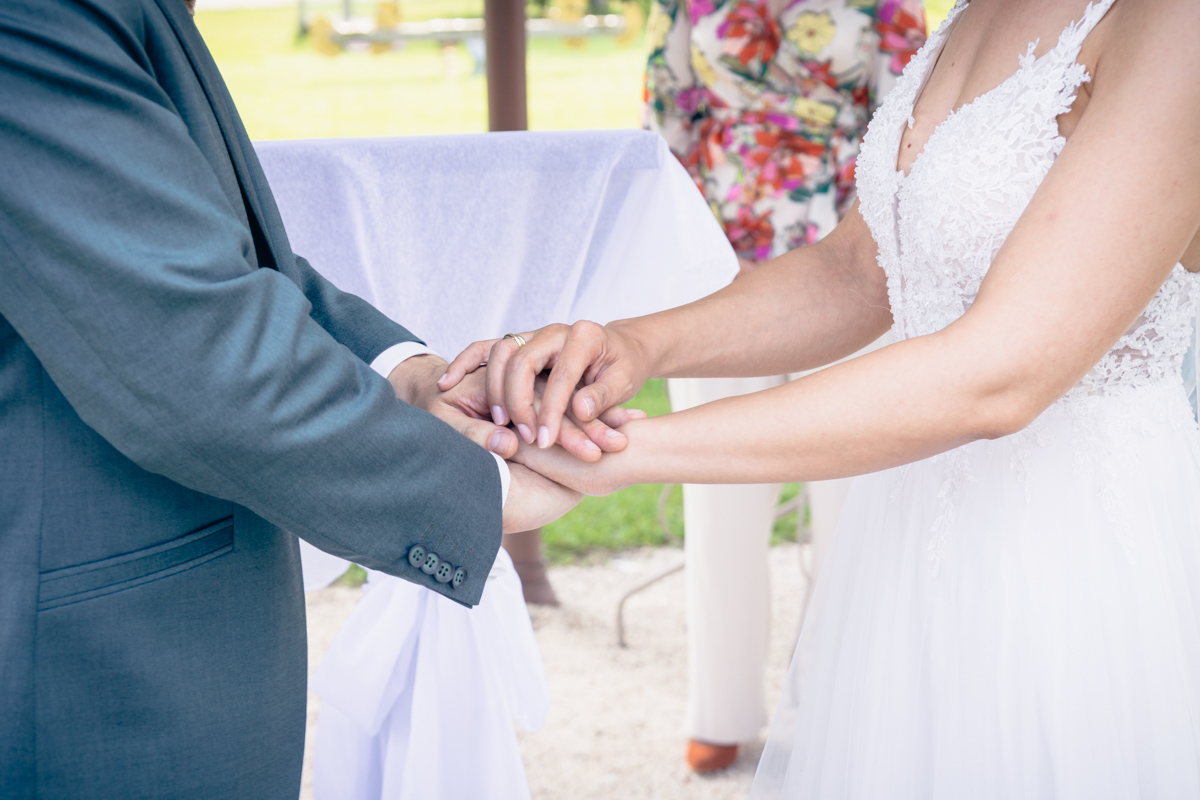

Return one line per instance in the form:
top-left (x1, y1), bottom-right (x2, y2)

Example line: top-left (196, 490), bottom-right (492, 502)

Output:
top-left (616, 206), bottom-right (892, 381)
top-left (567, 331), bottom-right (1026, 490)
top-left (457, 205), bottom-right (890, 449)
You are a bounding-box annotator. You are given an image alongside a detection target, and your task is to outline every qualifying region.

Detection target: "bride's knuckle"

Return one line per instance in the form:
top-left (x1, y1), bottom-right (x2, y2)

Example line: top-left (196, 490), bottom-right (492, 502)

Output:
top-left (574, 320), bottom-right (603, 342)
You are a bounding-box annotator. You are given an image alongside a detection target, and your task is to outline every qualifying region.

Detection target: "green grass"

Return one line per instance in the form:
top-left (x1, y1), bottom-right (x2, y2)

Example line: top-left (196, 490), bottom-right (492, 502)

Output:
top-left (196, 6), bottom-right (805, 565)
top-left (196, 1), bottom-right (959, 140)
top-left (194, 5), bottom-right (646, 140)
top-left (541, 379), bottom-right (803, 563)
top-left (541, 379), bottom-right (682, 563)
top-left (336, 563), bottom-right (370, 587)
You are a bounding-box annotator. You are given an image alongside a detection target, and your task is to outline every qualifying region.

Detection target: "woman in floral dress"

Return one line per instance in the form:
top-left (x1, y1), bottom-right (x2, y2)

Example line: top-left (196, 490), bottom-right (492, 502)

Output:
top-left (642, 0), bottom-right (926, 773)
top-left (645, 0), bottom-right (926, 262)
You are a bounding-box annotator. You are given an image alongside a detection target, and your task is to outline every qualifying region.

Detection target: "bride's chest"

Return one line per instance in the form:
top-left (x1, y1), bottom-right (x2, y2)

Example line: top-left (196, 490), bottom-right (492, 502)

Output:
top-left (856, 55), bottom-right (1083, 336)
top-left (895, 77), bottom-right (1066, 278)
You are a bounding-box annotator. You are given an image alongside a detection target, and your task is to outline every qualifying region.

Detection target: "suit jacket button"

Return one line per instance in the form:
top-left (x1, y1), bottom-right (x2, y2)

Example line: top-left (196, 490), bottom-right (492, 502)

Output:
top-left (451, 567), bottom-right (467, 589)
top-left (421, 552), bottom-right (440, 575)
top-left (434, 561), bottom-right (454, 583)
top-left (407, 545), bottom-right (427, 569)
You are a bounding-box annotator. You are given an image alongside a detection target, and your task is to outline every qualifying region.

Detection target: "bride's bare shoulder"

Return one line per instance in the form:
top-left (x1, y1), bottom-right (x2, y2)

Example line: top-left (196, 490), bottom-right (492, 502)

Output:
top-left (1089, 0), bottom-right (1200, 84)
top-left (1084, 0), bottom-right (1200, 170)
top-left (1076, 0), bottom-right (1200, 271)
top-left (1108, 0), bottom-right (1200, 272)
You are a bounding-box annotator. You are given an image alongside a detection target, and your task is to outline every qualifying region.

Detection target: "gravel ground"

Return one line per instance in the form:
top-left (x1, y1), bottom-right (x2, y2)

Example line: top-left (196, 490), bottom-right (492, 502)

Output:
top-left (301, 543), bottom-right (810, 799)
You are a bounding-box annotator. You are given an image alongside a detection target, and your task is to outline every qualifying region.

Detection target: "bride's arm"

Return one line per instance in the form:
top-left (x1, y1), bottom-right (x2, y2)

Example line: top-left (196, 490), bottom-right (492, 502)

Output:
top-left (513, 0), bottom-right (1200, 491)
top-left (624, 205), bottom-right (893, 381)
top-left (441, 200), bottom-right (892, 447)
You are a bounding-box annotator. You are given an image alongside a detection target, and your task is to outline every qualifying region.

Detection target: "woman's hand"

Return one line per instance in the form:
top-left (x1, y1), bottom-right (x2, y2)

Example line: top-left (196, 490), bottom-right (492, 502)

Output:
top-left (394, 356), bottom-right (639, 462)
top-left (508, 430), bottom-right (640, 498)
top-left (438, 211), bottom-right (889, 456)
top-left (501, 461), bottom-right (584, 533)
top-left (439, 320), bottom-right (658, 455)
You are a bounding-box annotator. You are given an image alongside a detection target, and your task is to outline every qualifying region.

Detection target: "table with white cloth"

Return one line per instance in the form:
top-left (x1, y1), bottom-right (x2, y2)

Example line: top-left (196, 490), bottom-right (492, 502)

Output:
top-left (254, 130), bottom-right (737, 800)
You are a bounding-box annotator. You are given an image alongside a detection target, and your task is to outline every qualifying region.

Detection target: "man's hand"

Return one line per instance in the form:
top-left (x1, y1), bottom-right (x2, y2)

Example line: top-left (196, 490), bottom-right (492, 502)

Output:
top-left (502, 462), bottom-right (583, 533)
top-left (387, 353), bottom-right (640, 462)
top-left (388, 354), bottom-right (519, 458)
top-left (439, 320), bottom-right (656, 457)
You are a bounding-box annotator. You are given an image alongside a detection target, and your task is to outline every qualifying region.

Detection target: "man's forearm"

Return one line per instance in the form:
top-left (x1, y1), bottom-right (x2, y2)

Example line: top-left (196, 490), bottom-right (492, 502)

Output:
top-left (287, 255), bottom-right (424, 365)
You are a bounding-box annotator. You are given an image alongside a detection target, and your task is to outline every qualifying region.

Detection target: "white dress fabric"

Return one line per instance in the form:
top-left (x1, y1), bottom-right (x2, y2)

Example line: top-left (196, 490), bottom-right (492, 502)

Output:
top-left (751, 2), bottom-right (1200, 797)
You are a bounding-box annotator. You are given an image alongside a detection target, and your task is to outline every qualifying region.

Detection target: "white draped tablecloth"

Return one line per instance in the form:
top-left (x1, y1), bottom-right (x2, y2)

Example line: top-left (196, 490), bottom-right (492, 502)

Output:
top-left (255, 130), bottom-right (737, 800)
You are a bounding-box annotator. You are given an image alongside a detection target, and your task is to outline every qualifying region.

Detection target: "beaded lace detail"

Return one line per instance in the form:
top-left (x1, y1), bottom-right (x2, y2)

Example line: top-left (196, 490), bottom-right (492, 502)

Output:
top-left (856, 0), bottom-right (1200, 410)
top-left (856, 0), bottom-right (1200, 570)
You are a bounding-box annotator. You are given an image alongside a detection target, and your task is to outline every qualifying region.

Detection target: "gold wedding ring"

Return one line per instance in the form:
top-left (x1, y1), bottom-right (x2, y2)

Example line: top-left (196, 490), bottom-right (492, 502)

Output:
top-left (502, 333), bottom-right (527, 348)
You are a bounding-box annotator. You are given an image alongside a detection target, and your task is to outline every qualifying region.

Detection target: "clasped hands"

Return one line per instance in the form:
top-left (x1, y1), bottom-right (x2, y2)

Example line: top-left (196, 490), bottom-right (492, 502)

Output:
top-left (386, 323), bottom-right (648, 534)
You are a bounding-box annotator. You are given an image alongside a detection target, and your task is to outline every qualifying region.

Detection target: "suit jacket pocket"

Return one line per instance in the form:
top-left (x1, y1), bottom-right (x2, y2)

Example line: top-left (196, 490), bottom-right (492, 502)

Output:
top-left (38, 517), bottom-right (234, 611)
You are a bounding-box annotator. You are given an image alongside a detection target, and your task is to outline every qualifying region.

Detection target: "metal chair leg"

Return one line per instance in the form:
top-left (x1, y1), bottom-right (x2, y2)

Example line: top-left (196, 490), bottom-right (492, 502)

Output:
top-left (615, 559), bottom-right (685, 647)
top-left (614, 482), bottom-right (812, 648)
top-left (614, 483), bottom-right (683, 646)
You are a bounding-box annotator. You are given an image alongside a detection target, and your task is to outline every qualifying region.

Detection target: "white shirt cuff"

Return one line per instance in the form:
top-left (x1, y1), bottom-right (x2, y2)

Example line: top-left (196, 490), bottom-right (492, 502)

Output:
top-left (369, 341), bottom-right (439, 379)
top-left (491, 453), bottom-right (511, 507)
top-left (370, 342), bottom-right (510, 509)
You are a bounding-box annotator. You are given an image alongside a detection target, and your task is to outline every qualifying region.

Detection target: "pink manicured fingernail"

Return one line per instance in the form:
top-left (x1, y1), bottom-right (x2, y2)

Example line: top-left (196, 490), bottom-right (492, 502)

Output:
top-left (626, 408), bottom-right (648, 419)
top-left (605, 428), bottom-right (626, 441)
top-left (438, 372), bottom-right (448, 385)
top-left (517, 424), bottom-right (534, 443)
top-left (537, 426), bottom-right (551, 448)
top-left (581, 396), bottom-right (596, 418)
top-left (491, 405), bottom-right (508, 425)
top-left (584, 440), bottom-right (601, 452)
top-left (487, 429), bottom-right (507, 453)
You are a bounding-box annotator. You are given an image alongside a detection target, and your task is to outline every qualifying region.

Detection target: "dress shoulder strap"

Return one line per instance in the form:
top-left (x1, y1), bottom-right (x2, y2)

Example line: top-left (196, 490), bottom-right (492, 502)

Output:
top-left (1034, 0), bottom-right (1118, 116)
top-left (1054, 0), bottom-right (1118, 57)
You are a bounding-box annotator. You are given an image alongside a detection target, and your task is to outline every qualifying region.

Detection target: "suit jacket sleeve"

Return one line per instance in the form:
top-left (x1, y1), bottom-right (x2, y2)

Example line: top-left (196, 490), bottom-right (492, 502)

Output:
top-left (0, 0), bottom-right (500, 606)
top-left (288, 253), bottom-right (425, 366)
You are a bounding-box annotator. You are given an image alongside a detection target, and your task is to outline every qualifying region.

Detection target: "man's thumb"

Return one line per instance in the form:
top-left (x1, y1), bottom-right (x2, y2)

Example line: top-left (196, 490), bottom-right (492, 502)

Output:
top-left (442, 412), bottom-right (519, 459)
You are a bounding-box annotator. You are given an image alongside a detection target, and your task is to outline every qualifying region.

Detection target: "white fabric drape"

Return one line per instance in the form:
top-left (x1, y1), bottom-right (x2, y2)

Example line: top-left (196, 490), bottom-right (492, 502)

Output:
top-left (255, 130), bottom-right (737, 799)
top-left (255, 130), bottom-right (736, 358)
top-left (310, 550), bottom-right (546, 800)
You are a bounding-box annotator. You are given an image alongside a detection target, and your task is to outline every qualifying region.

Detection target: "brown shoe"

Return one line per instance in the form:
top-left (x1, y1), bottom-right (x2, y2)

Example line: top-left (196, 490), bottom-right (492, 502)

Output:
top-left (686, 739), bottom-right (738, 773)
top-left (511, 559), bottom-right (560, 606)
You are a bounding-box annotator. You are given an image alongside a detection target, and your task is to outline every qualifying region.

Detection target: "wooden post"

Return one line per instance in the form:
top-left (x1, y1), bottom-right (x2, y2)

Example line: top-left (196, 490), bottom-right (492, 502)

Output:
top-left (484, 0), bottom-right (528, 131)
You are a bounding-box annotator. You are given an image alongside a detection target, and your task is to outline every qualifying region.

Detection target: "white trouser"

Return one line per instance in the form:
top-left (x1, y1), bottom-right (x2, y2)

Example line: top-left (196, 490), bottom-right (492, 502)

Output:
top-left (671, 374), bottom-right (783, 744)
top-left (668, 338), bottom-right (887, 744)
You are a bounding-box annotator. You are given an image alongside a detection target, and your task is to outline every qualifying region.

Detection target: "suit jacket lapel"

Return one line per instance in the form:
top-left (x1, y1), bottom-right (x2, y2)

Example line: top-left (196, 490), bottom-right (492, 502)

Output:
top-left (152, 0), bottom-right (285, 271)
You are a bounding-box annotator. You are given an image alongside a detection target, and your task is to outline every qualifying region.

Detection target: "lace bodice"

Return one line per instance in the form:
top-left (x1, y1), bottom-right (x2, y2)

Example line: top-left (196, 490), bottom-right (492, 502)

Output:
top-left (856, 0), bottom-right (1200, 406)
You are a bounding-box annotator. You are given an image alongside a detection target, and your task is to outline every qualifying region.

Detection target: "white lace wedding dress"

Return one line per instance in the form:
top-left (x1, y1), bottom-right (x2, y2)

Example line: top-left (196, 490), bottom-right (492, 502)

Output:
top-left (750, 1), bottom-right (1200, 797)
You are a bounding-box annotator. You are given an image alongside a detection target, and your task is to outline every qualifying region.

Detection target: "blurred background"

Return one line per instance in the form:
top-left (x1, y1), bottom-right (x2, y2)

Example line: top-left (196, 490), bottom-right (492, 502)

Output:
top-left (195, 0), bottom-right (956, 569)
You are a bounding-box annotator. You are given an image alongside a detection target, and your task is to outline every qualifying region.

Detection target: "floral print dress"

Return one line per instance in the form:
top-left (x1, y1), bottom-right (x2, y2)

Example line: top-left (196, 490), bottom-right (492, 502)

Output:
top-left (644, 0), bottom-right (926, 260)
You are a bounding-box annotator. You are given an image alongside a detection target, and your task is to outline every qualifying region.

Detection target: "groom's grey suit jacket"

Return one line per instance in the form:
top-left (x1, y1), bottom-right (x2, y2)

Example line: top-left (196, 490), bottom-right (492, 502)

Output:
top-left (0, 1), bottom-right (503, 797)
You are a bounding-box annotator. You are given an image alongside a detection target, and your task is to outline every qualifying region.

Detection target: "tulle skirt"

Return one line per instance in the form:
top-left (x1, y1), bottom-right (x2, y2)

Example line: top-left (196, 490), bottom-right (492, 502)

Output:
top-left (751, 382), bottom-right (1200, 799)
